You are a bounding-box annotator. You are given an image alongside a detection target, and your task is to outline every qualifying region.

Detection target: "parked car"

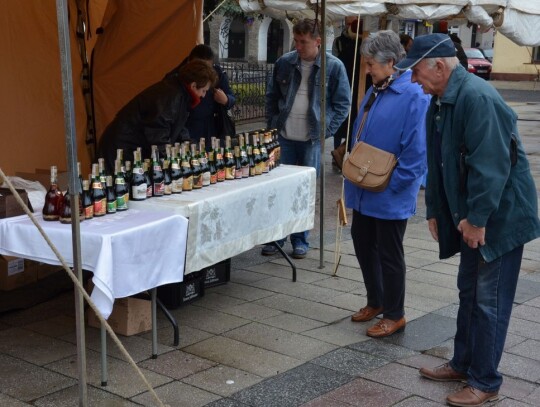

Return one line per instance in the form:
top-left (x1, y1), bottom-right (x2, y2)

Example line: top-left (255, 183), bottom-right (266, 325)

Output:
top-left (464, 48), bottom-right (492, 79)
top-left (480, 48), bottom-right (493, 62)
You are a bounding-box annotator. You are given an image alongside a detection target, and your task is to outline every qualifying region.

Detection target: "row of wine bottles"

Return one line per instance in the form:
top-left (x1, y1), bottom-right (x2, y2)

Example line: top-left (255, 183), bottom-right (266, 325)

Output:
top-left (42, 130), bottom-right (281, 224)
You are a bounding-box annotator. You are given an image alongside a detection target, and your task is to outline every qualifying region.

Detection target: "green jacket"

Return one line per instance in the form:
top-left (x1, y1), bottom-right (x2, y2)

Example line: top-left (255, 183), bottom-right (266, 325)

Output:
top-left (425, 65), bottom-right (540, 262)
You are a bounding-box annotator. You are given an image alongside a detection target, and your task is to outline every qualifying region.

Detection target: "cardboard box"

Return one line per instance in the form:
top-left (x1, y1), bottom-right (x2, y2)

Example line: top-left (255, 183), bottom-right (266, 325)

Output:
top-left (0, 255), bottom-right (38, 290)
top-left (157, 272), bottom-right (205, 309)
top-left (88, 297), bottom-right (152, 336)
top-left (0, 188), bottom-right (29, 218)
top-left (202, 259), bottom-right (231, 288)
top-left (37, 262), bottom-right (62, 280)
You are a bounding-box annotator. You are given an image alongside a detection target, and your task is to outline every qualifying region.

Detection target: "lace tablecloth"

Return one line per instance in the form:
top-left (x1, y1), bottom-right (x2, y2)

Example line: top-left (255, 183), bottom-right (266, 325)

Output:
top-left (0, 209), bottom-right (188, 318)
top-left (130, 165), bottom-right (316, 273)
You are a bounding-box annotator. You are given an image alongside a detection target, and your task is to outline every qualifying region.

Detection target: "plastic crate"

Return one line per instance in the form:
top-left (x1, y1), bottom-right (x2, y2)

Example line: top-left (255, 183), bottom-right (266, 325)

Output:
top-left (157, 272), bottom-right (205, 309)
top-left (202, 258), bottom-right (231, 288)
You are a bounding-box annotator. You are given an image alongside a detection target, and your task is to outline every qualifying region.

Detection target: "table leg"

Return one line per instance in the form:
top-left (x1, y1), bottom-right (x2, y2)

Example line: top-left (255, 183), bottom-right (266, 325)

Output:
top-left (156, 297), bottom-right (180, 347)
top-left (100, 323), bottom-right (107, 386)
top-left (273, 241), bottom-right (297, 282)
top-left (151, 288), bottom-right (158, 359)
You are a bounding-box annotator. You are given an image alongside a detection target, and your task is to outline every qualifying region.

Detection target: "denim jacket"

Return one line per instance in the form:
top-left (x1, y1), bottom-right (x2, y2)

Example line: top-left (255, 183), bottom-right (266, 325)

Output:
top-left (266, 50), bottom-right (351, 141)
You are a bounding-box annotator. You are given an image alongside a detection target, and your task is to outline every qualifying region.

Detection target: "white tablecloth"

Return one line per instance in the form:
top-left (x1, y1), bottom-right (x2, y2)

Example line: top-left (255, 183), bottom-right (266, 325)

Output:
top-left (0, 209), bottom-right (188, 319)
top-left (130, 165), bottom-right (316, 274)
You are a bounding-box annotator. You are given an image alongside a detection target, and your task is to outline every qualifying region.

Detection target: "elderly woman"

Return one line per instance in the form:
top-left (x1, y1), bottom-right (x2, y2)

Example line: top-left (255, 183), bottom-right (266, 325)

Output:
top-left (345, 30), bottom-right (430, 337)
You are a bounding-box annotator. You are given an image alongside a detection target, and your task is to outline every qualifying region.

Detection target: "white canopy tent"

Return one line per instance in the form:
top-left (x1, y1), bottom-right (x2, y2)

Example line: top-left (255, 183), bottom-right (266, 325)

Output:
top-left (239, 1), bottom-right (540, 47)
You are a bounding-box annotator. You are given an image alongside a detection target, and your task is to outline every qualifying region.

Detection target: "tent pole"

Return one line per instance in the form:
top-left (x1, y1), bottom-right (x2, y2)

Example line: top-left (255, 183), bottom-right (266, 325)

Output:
top-left (319, 0), bottom-right (326, 269)
top-left (55, 1), bottom-right (88, 406)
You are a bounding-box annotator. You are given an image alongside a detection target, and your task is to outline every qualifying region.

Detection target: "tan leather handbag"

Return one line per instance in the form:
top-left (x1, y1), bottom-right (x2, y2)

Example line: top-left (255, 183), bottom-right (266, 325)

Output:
top-left (342, 92), bottom-right (397, 192)
top-left (342, 141), bottom-right (397, 192)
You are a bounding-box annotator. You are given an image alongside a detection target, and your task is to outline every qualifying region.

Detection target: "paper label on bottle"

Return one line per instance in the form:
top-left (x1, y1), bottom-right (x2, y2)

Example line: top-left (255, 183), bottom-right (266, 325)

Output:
top-left (241, 166), bottom-right (249, 178)
top-left (164, 183), bottom-right (172, 195)
top-left (153, 181), bottom-right (164, 196)
top-left (202, 172), bottom-right (211, 186)
top-left (84, 206), bottom-right (94, 219)
top-left (107, 200), bottom-right (117, 213)
top-left (217, 169), bottom-right (225, 182)
top-left (182, 176), bottom-right (193, 191)
top-left (171, 179), bottom-right (183, 193)
top-left (210, 173), bottom-right (217, 184)
top-left (193, 174), bottom-right (202, 189)
top-left (225, 167), bottom-right (235, 180)
top-left (116, 194), bottom-right (128, 210)
top-left (94, 198), bottom-right (106, 216)
top-left (132, 184), bottom-right (147, 200)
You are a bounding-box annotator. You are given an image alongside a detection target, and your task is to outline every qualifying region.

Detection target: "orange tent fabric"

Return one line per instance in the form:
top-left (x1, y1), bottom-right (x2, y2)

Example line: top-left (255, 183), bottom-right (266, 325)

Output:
top-left (0, 0), bottom-right (202, 178)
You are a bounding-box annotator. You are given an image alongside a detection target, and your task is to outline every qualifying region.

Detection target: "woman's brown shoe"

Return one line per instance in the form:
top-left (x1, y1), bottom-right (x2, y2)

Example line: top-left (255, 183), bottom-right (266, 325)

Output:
top-left (366, 317), bottom-right (406, 337)
top-left (351, 306), bottom-right (384, 322)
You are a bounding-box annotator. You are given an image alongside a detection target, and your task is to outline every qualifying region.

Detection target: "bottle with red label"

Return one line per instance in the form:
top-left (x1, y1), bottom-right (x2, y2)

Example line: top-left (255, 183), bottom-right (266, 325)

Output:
top-left (42, 165), bottom-right (64, 221)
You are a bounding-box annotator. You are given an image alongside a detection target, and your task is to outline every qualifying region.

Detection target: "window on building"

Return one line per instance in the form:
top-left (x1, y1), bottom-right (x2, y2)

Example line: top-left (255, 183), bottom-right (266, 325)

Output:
top-left (532, 47), bottom-right (540, 63)
top-left (228, 18), bottom-right (246, 59)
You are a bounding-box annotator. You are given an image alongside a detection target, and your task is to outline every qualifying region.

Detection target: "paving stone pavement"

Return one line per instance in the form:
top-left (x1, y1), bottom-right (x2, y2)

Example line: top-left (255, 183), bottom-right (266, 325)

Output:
top-left (0, 82), bottom-right (539, 406)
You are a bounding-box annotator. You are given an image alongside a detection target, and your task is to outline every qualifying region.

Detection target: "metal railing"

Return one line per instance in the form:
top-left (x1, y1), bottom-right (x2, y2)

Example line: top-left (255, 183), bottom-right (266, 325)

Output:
top-left (220, 62), bottom-right (273, 123)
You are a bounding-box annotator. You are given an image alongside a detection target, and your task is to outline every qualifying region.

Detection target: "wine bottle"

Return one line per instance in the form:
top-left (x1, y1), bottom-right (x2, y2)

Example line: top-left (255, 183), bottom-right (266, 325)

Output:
top-left (82, 180), bottom-right (94, 220)
top-left (252, 134), bottom-right (263, 176)
top-left (98, 158), bottom-right (107, 185)
top-left (224, 136), bottom-right (236, 180)
top-left (208, 149), bottom-right (217, 184)
top-left (181, 145), bottom-right (193, 191)
top-left (114, 159), bottom-right (129, 211)
top-left (91, 163), bottom-right (106, 217)
top-left (124, 160), bottom-right (132, 188)
top-left (247, 145), bottom-right (256, 177)
top-left (105, 175), bottom-right (117, 214)
top-left (130, 150), bottom-right (147, 201)
top-left (273, 129), bottom-right (281, 166)
top-left (76, 162), bottom-right (85, 219)
top-left (42, 165), bottom-right (64, 221)
top-left (190, 144), bottom-right (202, 189)
top-left (239, 134), bottom-right (249, 178)
top-left (199, 138), bottom-right (211, 187)
top-left (143, 159), bottom-right (153, 198)
top-left (162, 159), bottom-right (172, 195)
top-left (234, 146), bottom-right (242, 180)
top-left (260, 133), bottom-right (269, 173)
top-left (215, 139), bottom-right (225, 182)
top-left (170, 146), bottom-right (183, 194)
top-left (150, 146), bottom-right (164, 197)
top-left (59, 188), bottom-right (72, 224)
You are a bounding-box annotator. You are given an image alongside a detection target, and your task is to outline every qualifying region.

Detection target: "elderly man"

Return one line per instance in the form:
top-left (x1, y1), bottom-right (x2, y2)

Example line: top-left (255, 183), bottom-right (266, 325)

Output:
top-left (395, 33), bottom-right (540, 407)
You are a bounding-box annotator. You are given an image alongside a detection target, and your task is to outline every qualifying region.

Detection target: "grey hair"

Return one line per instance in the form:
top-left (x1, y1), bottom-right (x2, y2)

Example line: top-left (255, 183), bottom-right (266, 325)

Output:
top-left (424, 57), bottom-right (460, 70)
top-left (361, 30), bottom-right (406, 64)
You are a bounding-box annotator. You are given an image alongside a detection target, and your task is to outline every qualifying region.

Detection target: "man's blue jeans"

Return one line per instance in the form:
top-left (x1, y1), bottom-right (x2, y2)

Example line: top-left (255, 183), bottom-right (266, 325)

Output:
top-left (449, 242), bottom-right (524, 393)
top-left (277, 136), bottom-right (320, 248)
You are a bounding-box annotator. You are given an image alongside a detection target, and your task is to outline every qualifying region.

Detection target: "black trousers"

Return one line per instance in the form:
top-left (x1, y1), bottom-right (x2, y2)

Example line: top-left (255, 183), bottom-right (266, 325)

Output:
top-left (351, 210), bottom-right (407, 320)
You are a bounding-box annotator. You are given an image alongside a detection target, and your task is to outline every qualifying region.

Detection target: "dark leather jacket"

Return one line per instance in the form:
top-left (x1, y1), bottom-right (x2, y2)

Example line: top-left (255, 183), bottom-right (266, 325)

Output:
top-left (98, 74), bottom-right (191, 172)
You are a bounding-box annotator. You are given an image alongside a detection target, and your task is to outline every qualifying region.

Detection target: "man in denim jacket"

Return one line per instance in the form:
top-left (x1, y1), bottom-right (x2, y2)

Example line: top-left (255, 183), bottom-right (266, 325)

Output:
top-left (263, 18), bottom-right (351, 259)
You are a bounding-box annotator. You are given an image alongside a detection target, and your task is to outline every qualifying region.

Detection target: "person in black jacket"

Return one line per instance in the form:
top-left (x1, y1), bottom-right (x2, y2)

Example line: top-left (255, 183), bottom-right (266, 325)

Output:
top-left (98, 59), bottom-right (217, 172)
top-left (166, 45), bottom-right (236, 148)
top-left (331, 17), bottom-right (372, 161)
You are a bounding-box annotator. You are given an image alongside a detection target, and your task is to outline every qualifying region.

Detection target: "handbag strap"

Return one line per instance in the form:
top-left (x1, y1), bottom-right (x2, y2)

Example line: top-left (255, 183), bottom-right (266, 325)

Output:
top-left (354, 92), bottom-right (376, 143)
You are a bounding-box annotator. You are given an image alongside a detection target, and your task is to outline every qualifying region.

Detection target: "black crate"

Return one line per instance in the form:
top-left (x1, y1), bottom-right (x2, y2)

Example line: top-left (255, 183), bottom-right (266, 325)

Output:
top-left (202, 259), bottom-right (231, 288)
top-left (157, 272), bottom-right (204, 309)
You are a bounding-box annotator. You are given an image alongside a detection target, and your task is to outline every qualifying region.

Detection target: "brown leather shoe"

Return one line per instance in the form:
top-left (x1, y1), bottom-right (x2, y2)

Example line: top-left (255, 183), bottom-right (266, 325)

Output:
top-left (351, 306), bottom-right (383, 322)
top-left (419, 363), bottom-right (467, 382)
top-left (366, 317), bottom-right (406, 337)
top-left (447, 386), bottom-right (499, 407)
